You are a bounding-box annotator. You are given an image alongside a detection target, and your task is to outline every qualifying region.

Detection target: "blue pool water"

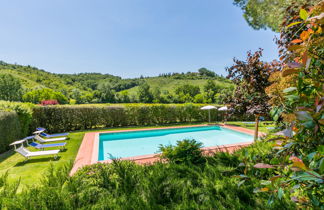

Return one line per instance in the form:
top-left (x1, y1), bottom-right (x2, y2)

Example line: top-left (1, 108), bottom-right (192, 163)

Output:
top-left (99, 126), bottom-right (252, 161)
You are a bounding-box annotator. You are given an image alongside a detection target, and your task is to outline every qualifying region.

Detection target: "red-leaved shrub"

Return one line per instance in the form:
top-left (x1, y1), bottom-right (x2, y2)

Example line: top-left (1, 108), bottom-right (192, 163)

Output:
top-left (40, 100), bottom-right (59, 106)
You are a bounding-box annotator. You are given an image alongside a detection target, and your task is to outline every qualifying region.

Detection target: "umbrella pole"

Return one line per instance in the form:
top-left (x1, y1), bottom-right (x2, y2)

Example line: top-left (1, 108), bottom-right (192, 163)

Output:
top-left (208, 110), bottom-right (211, 123)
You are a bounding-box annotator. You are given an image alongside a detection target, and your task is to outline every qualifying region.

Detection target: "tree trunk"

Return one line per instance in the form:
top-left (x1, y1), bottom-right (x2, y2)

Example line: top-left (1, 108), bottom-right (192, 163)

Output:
top-left (254, 115), bottom-right (260, 141)
top-left (224, 111), bottom-right (227, 125)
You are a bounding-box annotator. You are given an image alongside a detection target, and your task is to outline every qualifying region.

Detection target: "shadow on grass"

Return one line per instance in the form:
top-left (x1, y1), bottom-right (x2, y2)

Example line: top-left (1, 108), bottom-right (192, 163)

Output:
top-left (14, 156), bottom-right (61, 167)
top-left (58, 148), bottom-right (68, 152)
top-left (0, 150), bottom-right (15, 163)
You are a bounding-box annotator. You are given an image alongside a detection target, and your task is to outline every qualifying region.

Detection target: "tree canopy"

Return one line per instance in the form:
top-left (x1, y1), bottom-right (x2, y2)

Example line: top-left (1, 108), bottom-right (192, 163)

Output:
top-left (233, 0), bottom-right (321, 31)
top-left (138, 82), bottom-right (153, 103)
top-left (226, 49), bottom-right (281, 115)
top-left (0, 74), bottom-right (22, 101)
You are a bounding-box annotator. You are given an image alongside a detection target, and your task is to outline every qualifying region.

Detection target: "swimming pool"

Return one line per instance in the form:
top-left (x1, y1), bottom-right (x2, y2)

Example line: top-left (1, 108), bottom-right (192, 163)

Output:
top-left (98, 126), bottom-right (253, 161)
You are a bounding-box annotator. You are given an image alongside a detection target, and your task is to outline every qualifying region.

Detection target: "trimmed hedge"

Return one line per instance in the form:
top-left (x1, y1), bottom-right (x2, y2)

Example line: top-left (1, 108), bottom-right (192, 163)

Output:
top-left (32, 104), bottom-right (256, 133)
top-left (0, 101), bottom-right (256, 152)
top-left (0, 102), bottom-right (258, 153)
top-left (0, 111), bottom-right (21, 153)
top-left (0, 101), bottom-right (33, 137)
top-left (0, 101), bottom-right (33, 153)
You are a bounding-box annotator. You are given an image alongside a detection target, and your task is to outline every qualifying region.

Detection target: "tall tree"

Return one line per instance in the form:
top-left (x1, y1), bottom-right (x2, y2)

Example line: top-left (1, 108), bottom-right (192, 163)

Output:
top-left (116, 90), bottom-right (130, 103)
top-left (233, 0), bottom-right (320, 31)
top-left (138, 82), bottom-right (153, 103)
top-left (97, 82), bottom-right (116, 103)
top-left (204, 80), bottom-right (219, 102)
top-left (198, 68), bottom-right (216, 77)
top-left (0, 74), bottom-right (23, 101)
top-left (226, 49), bottom-right (281, 140)
top-left (152, 88), bottom-right (162, 103)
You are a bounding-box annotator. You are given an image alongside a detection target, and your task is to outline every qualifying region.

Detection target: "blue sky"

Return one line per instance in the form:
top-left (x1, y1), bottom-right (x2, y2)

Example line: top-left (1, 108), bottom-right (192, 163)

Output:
top-left (0, 0), bottom-right (278, 78)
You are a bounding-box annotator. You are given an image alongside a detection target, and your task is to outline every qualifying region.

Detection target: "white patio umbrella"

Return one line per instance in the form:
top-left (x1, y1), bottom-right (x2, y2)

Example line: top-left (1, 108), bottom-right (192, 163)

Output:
top-left (218, 106), bottom-right (228, 111)
top-left (218, 106), bottom-right (228, 124)
top-left (200, 105), bottom-right (216, 123)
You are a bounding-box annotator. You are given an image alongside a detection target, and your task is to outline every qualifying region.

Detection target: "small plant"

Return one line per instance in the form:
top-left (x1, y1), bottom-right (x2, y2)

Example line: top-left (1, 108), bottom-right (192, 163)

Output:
top-left (159, 139), bottom-right (205, 165)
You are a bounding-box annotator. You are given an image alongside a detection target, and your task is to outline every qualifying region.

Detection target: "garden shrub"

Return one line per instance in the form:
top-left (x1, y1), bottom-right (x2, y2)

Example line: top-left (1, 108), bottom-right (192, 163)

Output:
top-left (0, 101), bottom-right (33, 153)
top-left (0, 100), bottom-right (33, 137)
top-left (159, 139), bottom-right (205, 165)
top-left (0, 111), bottom-right (21, 153)
top-left (0, 139), bottom-right (297, 209)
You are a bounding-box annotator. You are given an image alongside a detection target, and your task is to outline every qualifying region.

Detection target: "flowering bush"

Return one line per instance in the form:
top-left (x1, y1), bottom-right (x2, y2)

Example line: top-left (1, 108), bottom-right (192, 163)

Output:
top-left (41, 99), bottom-right (59, 106)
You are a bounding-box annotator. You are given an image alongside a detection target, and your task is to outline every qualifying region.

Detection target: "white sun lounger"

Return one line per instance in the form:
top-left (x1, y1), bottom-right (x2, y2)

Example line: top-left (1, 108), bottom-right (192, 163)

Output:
top-left (15, 146), bottom-right (60, 160)
top-left (34, 134), bottom-right (67, 143)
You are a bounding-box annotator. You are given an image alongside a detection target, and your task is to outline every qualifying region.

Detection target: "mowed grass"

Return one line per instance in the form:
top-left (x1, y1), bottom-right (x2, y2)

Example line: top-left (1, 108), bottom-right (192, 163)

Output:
top-left (0, 131), bottom-right (85, 187)
top-left (226, 121), bottom-right (276, 134)
top-left (0, 122), bottom-right (274, 188)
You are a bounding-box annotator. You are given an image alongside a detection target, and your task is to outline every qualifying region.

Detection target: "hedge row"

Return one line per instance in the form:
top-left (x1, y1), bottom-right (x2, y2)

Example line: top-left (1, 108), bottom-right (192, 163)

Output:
top-left (0, 111), bottom-right (21, 153)
top-left (0, 102), bottom-right (257, 152)
top-left (32, 104), bottom-right (255, 133)
top-left (0, 101), bottom-right (33, 137)
top-left (0, 101), bottom-right (33, 153)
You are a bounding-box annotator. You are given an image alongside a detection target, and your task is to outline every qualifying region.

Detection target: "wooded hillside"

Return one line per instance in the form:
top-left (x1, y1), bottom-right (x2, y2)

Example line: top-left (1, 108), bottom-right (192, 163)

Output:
top-left (0, 61), bottom-right (233, 104)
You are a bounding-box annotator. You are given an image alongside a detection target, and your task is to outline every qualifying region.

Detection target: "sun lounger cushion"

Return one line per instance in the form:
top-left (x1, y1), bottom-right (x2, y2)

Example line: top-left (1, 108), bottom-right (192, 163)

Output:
top-left (34, 135), bottom-right (67, 143)
top-left (35, 127), bottom-right (69, 138)
top-left (40, 132), bottom-right (69, 138)
top-left (36, 127), bottom-right (46, 131)
top-left (29, 142), bottom-right (66, 149)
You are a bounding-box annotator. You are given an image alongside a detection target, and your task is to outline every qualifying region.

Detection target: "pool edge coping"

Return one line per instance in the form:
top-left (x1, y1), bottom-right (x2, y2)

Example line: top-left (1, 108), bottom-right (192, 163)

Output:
top-left (70, 124), bottom-right (265, 175)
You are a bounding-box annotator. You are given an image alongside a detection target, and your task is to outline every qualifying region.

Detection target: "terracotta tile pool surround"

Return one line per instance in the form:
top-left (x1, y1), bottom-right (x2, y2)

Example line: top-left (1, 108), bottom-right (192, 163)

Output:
top-left (70, 124), bottom-right (265, 175)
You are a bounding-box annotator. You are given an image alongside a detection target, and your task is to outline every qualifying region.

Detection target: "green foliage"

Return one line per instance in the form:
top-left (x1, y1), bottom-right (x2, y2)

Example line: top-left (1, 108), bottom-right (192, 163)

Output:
top-left (138, 82), bottom-right (153, 103)
top-left (0, 100), bottom-right (34, 138)
top-left (0, 140), bottom-right (298, 209)
top-left (203, 79), bottom-right (222, 103)
top-left (31, 104), bottom-right (253, 133)
top-left (159, 139), bottom-right (205, 165)
top-left (0, 61), bottom-right (234, 105)
top-left (233, 0), bottom-right (320, 31)
top-left (0, 61), bottom-right (233, 104)
top-left (31, 104), bottom-right (205, 132)
top-left (115, 90), bottom-right (131, 103)
top-left (0, 74), bottom-right (22, 101)
top-left (198, 67), bottom-right (216, 77)
top-left (22, 88), bottom-right (69, 104)
top-left (0, 111), bottom-right (21, 153)
top-left (175, 84), bottom-right (201, 103)
top-left (241, 3), bottom-right (324, 208)
top-left (96, 82), bottom-right (116, 103)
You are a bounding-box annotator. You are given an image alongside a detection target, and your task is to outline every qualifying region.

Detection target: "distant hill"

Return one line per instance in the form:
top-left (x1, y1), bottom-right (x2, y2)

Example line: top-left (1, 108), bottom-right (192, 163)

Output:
top-left (126, 77), bottom-right (233, 97)
top-left (0, 61), bottom-right (233, 103)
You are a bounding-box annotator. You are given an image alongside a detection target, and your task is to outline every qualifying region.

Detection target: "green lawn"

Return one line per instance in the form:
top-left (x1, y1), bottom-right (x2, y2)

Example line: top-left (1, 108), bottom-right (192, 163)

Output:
top-left (226, 121), bottom-right (276, 133)
top-left (0, 131), bottom-right (85, 188)
top-left (0, 122), bottom-right (274, 188)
